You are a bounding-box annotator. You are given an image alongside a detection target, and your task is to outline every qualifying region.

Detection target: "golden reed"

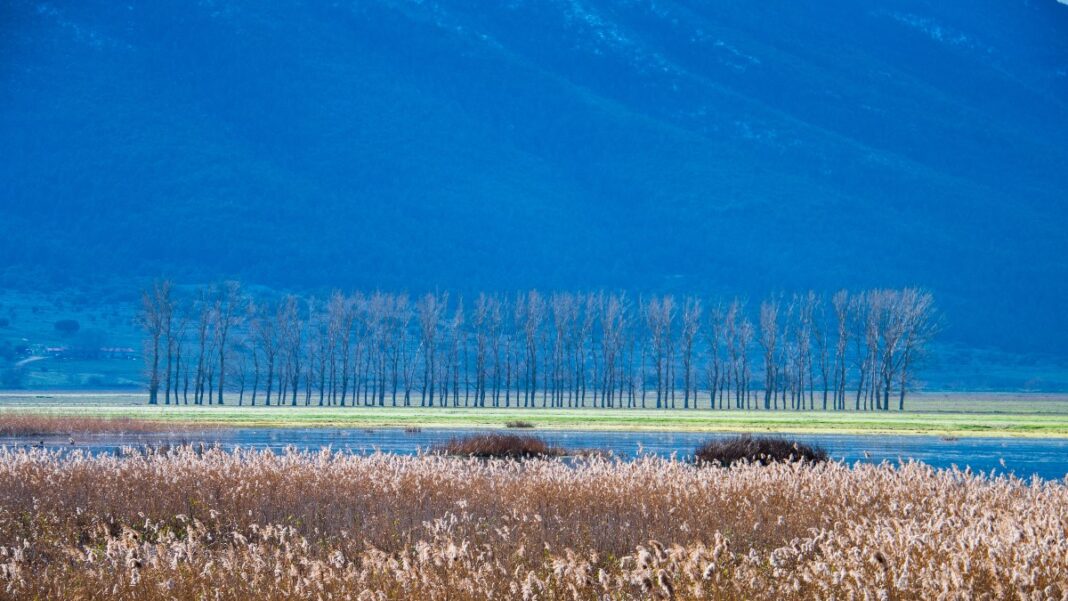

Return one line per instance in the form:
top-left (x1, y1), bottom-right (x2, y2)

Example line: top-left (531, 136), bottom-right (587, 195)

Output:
top-left (0, 447), bottom-right (1065, 599)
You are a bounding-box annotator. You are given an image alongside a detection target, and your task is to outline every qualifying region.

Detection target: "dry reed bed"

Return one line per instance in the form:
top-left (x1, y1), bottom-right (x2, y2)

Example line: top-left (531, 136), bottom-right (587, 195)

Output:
top-left (0, 448), bottom-right (1066, 600)
top-left (0, 413), bottom-right (198, 437)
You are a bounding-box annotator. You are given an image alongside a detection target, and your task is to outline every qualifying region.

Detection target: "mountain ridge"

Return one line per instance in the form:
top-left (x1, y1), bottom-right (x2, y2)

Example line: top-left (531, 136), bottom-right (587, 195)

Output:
top-left (1, 0), bottom-right (1066, 356)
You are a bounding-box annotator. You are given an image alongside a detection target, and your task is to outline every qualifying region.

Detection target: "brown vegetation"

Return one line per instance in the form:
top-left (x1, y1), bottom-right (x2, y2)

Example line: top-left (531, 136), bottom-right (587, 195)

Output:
top-left (433, 433), bottom-right (563, 458)
top-left (0, 414), bottom-right (192, 437)
top-left (505, 420), bottom-right (535, 428)
top-left (694, 435), bottom-right (828, 467)
top-left (0, 448), bottom-right (1065, 599)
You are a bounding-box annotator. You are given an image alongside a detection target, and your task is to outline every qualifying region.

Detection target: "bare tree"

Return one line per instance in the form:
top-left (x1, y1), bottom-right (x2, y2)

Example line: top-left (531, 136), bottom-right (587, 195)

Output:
top-left (275, 296), bottom-right (303, 407)
top-left (472, 294), bottom-right (493, 407)
top-left (758, 297), bottom-right (779, 410)
top-left (873, 290), bottom-right (905, 412)
top-left (386, 294), bottom-right (410, 406)
top-left (705, 302), bottom-right (725, 410)
top-left (213, 281), bottom-right (243, 405)
top-left (600, 293), bottom-right (627, 409)
top-left (489, 297), bottom-right (505, 407)
top-left (433, 297), bottom-right (463, 408)
top-left (644, 296), bottom-right (676, 409)
top-left (171, 301), bottom-right (191, 405)
top-left (865, 291), bottom-right (887, 410)
top-left (897, 288), bottom-right (938, 410)
top-left (417, 292), bottom-right (447, 407)
top-left (137, 280), bottom-right (172, 405)
top-left (724, 300), bottom-right (742, 409)
top-left (738, 315), bottom-right (754, 409)
top-left (324, 292), bottom-right (348, 405)
top-left (192, 288), bottom-right (213, 405)
top-left (229, 335), bottom-right (250, 405)
top-left (252, 301), bottom-right (278, 406)
top-left (307, 298), bottom-right (330, 406)
top-left (365, 292), bottom-right (388, 406)
top-left (680, 297), bottom-right (702, 409)
top-left (161, 287), bottom-right (176, 405)
top-left (550, 293), bottom-right (575, 408)
top-left (515, 290), bottom-right (546, 408)
top-left (831, 290), bottom-right (850, 411)
top-left (244, 300), bottom-right (261, 406)
top-left (798, 291), bottom-right (817, 410)
top-left (578, 294), bottom-right (597, 407)
top-left (812, 294), bottom-right (831, 410)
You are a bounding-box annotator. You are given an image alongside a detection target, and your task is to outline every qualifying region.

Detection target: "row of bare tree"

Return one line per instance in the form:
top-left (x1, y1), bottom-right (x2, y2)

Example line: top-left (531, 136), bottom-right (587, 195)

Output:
top-left (138, 282), bottom-right (937, 410)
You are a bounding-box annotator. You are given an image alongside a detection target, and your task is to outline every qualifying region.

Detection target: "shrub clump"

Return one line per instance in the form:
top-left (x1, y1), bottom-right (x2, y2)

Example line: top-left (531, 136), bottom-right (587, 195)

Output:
top-left (434, 433), bottom-right (562, 459)
top-left (694, 435), bottom-right (828, 467)
top-left (504, 420), bottom-right (535, 429)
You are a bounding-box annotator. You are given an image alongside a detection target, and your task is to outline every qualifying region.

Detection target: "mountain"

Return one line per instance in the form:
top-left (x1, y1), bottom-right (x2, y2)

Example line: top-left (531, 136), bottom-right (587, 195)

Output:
top-left (1, 0), bottom-right (1067, 356)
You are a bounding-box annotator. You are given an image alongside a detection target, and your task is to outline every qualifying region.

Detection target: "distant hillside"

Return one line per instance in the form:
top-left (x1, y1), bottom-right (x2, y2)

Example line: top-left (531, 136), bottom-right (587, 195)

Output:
top-left (2, 0), bottom-right (1067, 357)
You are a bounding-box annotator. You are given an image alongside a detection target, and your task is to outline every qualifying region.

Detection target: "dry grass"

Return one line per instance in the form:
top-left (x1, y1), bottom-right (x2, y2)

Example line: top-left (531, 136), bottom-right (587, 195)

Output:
top-left (0, 448), bottom-right (1066, 599)
top-left (0, 414), bottom-right (196, 437)
top-left (694, 435), bottom-right (829, 467)
top-left (433, 433), bottom-right (564, 458)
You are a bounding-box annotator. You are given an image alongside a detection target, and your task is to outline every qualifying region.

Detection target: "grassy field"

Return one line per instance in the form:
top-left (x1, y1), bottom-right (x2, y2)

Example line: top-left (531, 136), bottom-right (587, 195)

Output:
top-left (4, 391), bottom-right (1068, 436)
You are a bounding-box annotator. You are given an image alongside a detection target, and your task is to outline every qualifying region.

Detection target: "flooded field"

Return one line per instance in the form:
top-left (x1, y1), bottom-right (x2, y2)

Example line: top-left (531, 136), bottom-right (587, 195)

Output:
top-left (3, 427), bottom-right (1066, 480)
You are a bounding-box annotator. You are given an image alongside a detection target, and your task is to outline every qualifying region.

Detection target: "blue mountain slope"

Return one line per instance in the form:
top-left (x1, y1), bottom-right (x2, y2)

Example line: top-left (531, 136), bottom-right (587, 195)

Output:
top-left (1, 0), bottom-right (1066, 356)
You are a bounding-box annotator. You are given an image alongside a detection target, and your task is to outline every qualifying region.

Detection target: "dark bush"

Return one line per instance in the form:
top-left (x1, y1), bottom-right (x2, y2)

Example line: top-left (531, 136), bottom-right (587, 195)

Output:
top-left (505, 420), bottom-right (535, 429)
top-left (694, 435), bottom-right (828, 467)
top-left (53, 319), bottom-right (80, 336)
top-left (433, 433), bottom-right (563, 459)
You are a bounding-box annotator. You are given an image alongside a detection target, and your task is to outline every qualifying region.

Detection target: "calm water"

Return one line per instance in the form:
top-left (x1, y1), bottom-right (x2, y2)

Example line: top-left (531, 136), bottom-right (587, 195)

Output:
top-left (3, 428), bottom-right (1067, 481)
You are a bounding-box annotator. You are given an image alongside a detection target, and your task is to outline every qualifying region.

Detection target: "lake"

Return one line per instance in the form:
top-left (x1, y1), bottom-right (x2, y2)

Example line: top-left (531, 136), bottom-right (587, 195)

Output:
top-left (3, 428), bottom-right (1067, 480)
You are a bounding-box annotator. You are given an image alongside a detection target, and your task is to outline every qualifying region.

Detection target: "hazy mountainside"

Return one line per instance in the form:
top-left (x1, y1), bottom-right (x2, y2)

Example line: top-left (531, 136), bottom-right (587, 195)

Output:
top-left (1, 0), bottom-right (1067, 357)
